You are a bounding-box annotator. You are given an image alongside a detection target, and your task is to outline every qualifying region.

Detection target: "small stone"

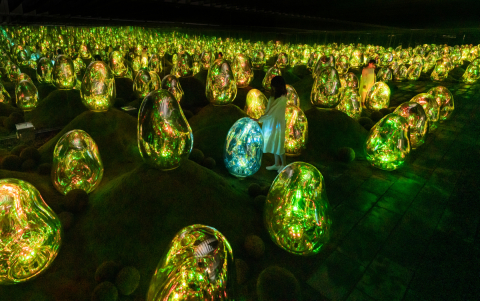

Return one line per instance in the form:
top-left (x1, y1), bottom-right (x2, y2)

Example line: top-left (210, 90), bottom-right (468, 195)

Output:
top-left (38, 163), bottom-right (52, 175)
top-left (3, 116), bottom-right (15, 131)
top-left (189, 148), bottom-right (204, 164)
top-left (358, 117), bottom-right (374, 131)
top-left (244, 234), bottom-right (265, 259)
top-left (64, 189), bottom-right (89, 213)
top-left (257, 266), bottom-right (301, 301)
top-left (21, 159), bottom-right (37, 171)
top-left (20, 147), bottom-right (41, 163)
top-left (235, 259), bottom-right (249, 285)
top-left (115, 266), bottom-right (140, 296)
top-left (1, 155), bottom-right (22, 171)
top-left (91, 281), bottom-right (118, 301)
top-left (9, 112), bottom-right (24, 124)
top-left (202, 157), bottom-right (216, 169)
top-left (248, 183), bottom-right (262, 197)
top-left (11, 144), bottom-right (27, 156)
top-left (337, 147), bottom-right (355, 163)
top-left (370, 111), bottom-right (384, 123)
top-left (58, 211), bottom-right (74, 230)
top-left (95, 261), bottom-right (121, 283)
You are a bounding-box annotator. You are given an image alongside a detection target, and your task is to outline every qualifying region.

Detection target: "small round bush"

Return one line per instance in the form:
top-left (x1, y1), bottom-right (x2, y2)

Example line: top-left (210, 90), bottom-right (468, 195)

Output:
top-left (379, 108), bottom-right (391, 116)
top-left (370, 111), bottom-right (384, 123)
top-left (11, 144), bottom-right (27, 156)
top-left (115, 266), bottom-right (140, 296)
top-left (183, 110), bottom-right (194, 120)
top-left (1, 155), bottom-right (22, 171)
top-left (91, 281), bottom-right (118, 301)
top-left (248, 183), bottom-right (262, 197)
top-left (235, 258), bottom-right (249, 285)
top-left (358, 117), bottom-right (374, 131)
top-left (20, 147), bottom-right (41, 162)
top-left (21, 159), bottom-right (37, 171)
top-left (3, 116), bottom-right (15, 131)
top-left (0, 116), bottom-right (7, 124)
top-left (64, 189), bottom-right (89, 213)
top-left (38, 163), bottom-right (52, 175)
top-left (261, 185), bottom-right (270, 196)
top-left (9, 112), bottom-right (24, 124)
top-left (189, 148), bottom-right (204, 164)
top-left (0, 126), bottom-right (8, 135)
top-left (257, 266), bottom-right (301, 301)
top-left (95, 261), bottom-right (121, 283)
top-left (254, 195), bottom-right (266, 211)
top-left (202, 157), bottom-right (216, 169)
top-left (337, 147), bottom-right (356, 163)
top-left (244, 234), bottom-right (265, 259)
top-left (58, 211), bottom-right (74, 230)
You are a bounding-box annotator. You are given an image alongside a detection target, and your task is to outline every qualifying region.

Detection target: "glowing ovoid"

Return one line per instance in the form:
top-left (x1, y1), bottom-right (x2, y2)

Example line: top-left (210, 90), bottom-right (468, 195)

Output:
top-left (232, 54), bottom-right (254, 88)
top-left (393, 102), bottom-right (427, 149)
top-left (411, 93), bottom-right (440, 131)
top-left (336, 55), bottom-right (350, 75)
top-left (52, 54), bottom-right (76, 90)
top-left (406, 63), bottom-right (422, 81)
top-left (148, 53), bottom-right (163, 74)
top-left (262, 66), bottom-right (282, 91)
top-left (337, 88), bottom-right (362, 120)
top-left (275, 52), bottom-right (289, 68)
top-left (171, 52), bottom-right (192, 78)
top-left (36, 57), bottom-right (53, 84)
top-left (365, 82), bottom-right (390, 110)
top-left (310, 67), bottom-right (341, 108)
top-left (224, 117), bottom-right (263, 178)
top-left (73, 57), bottom-right (86, 75)
top-left (161, 74), bottom-right (184, 103)
top-left (343, 72), bottom-right (359, 89)
top-left (394, 64), bottom-right (408, 81)
top-left (462, 58), bottom-right (480, 83)
top-left (80, 61), bottom-right (116, 112)
top-left (245, 89), bottom-right (268, 119)
top-left (252, 50), bottom-right (266, 69)
top-left (138, 89), bottom-right (193, 170)
top-left (376, 67), bottom-right (393, 82)
top-left (431, 59), bottom-right (448, 81)
top-left (0, 82), bottom-right (11, 103)
top-left (200, 50), bottom-right (212, 70)
top-left (146, 224), bottom-right (233, 300)
top-left (133, 69), bottom-right (153, 98)
top-left (52, 129), bottom-right (103, 195)
top-left (286, 84), bottom-right (300, 107)
top-left (350, 49), bottom-right (364, 68)
top-left (427, 86), bottom-right (454, 121)
top-left (206, 59), bottom-right (237, 105)
top-left (0, 178), bottom-right (62, 285)
top-left (264, 162), bottom-right (331, 256)
top-left (109, 51), bottom-right (130, 78)
top-left (365, 114), bottom-right (410, 171)
top-left (285, 105), bottom-right (308, 156)
top-left (16, 80), bottom-right (38, 111)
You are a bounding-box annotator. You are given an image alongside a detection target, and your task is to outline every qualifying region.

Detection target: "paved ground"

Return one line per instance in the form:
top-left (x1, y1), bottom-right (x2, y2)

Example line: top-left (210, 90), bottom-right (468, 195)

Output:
top-left (304, 80), bottom-right (480, 300)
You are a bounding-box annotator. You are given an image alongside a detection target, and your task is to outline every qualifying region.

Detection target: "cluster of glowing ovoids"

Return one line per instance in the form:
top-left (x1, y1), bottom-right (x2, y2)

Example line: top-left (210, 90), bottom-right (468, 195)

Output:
top-left (232, 54), bottom-right (254, 88)
top-left (393, 102), bottom-right (427, 149)
top-left (264, 162), bottom-right (331, 256)
top-left (16, 80), bottom-right (38, 111)
top-left (224, 117), bottom-right (264, 178)
top-left (411, 93), bottom-right (440, 131)
top-left (244, 89), bottom-right (268, 119)
top-left (311, 67), bottom-right (341, 108)
top-left (427, 86), bottom-right (454, 121)
top-left (0, 178), bottom-right (62, 284)
top-left (171, 52), bottom-right (192, 78)
top-left (147, 224), bottom-right (233, 300)
top-left (52, 130), bottom-right (104, 195)
top-left (285, 105), bottom-right (308, 156)
top-left (80, 61), bottom-right (116, 111)
top-left (52, 55), bottom-right (76, 90)
top-left (109, 51), bottom-right (131, 78)
top-left (138, 89), bottom-right (193, 170)
top-left (206, 59), bottom-right (237, 105)
top-left (365, 82), bottom-right (391, 110)
top-left (365, 114), bottom-right (411, 171)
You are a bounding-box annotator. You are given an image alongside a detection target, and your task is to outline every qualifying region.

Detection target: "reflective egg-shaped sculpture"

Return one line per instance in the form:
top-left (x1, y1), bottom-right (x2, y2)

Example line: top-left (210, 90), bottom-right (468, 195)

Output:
top-left (393, 64), bottom-right (408, 81)
top-left (285, 105), bottom-right (308, 156)
top-left (36, 57), bottom-right (53, 84)
top-left (148, 53), bottom-right (163, 74)
top-left (264, 162), bottom-right (331, 255)
top-left (337, 88), bottom-right (362, 120)
top-left (313, 56), bottom-right (332, 78)
top-left (252, 50), bottom-right (266, 69)
top-left (343, 72), bottom-right (359, 89)
top-left (149, 72), bottom-right (161, 91)
top-left (376, 67), bottom-right (393, 82)
top-left (411, 93), bottom-right (440, 131)
top-left (133, 68), bottom-right (153, 98)
top-left (336, 55), bottom-right (350, 75)
top-left (406, 63), bottom-right (422, 81)
top-left (138, 89), bottom-right (193, 170)
top-left (350, 49), bottom-right (364, 67)
top-left (146, 224), bottom-right (233, 301)
top-left (0, 178), bottom-right (62, 284)
top-left (52, 129), bottom-right (103, 195)
top-left (431, 59), bottom-right (448, 81)
top-left (224, 117), bottom-right (263, 178)
top-left (206, 59), bottom-right (237, 105)
top-left (200, 50), bottom-right (212, 70)
top-left (365, 114), bottom-right (410, 171)
top-left (311, 67), bottom-right (341, 108)
top-left (161, 74), bottom-right (184, 103)
top-left (52, 55), bottom-right (76, 90)
top-left (262, 66), bottom-right (282, 91)
top-left (427, 86), bottom-right (454, 121)
top-left (232, 54), bottom-right (254, 88)
top-left (16, 73), bottom-right (34, 86)
top-left (365, 82), bottom-right (390, 110)
top-left (73, 57), bottom-right (86, 75)
top-left (286, 84), bottom-right (300, 107)
top-left (462, 58), bottom-right (480, 83)
top-left (0, 82), bottom-right (11, 103)
top-left (80, 61), bottom-right (116, 112)
top-left (275, 52), bottom-right (288, 68)
top-left (5, 61), bottom-right (21, 83)
top-left (245, 89), bottom-right (268, 119)
top-left (109, 50), bottom-right (129, 78)
top-left (393, 102), bottom-right (427, 149)
top-left (16, 80), bottom-right (38, 111)
top-left (171, 52), bottom-right (192, 78)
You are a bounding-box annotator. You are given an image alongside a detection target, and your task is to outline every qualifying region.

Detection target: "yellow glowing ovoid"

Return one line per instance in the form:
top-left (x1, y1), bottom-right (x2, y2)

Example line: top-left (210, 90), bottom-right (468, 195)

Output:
top-left (245, 89), bottom-right (268, 119)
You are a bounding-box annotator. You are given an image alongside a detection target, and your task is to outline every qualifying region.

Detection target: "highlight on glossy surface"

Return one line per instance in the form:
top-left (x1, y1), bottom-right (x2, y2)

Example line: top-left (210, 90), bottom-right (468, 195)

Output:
top-left (0, 82), bottom-right (11, 103)
top-left (462, 58), bottom-right (480, 83)
top-left (393, 102), bottom-right (427, 149)
top-left (232, 54), bottom-right (254, 88)
top-left (262, 66), bottom-right (282, 91)
top-left (411, 93), bottom-right (440, 131)
top-left (427, 86), bottom-right (454, 121)
top-left (52, 54), bottom-right (76, 90)
top-left (244, 89), bottom-right (268, 119)
top-left (52, 129), bottom-right (104, 195)
top-left (0, 178), bottom-right (62, 285)
top-left (206, 59), bottom-right (237, 105)
top-left (365, 113), bottom-right (410, 171)
top-left (161, 74), bottom-right (184, 103)
top-left (365, 82), bottom-right (390, 110)
top-left (16, 80), bottom-right (38, 111)
top-left (36, 57), bottom-right (53, 84)
top-left (286, 84), bottom-right (300, 107)
top-left (138, 89), bottom-right (193, 170)
top-left (80, 61), bottom-right (116, 112)
top-left (146, 224), bottom-right (233, 301)
top-left (224, 117), bottom-right (263, 178)
top-left (264, 162), bottom-right (331, 256)
top-left (285, 105), bottom-right (308, 156)
top-left (133, 68), bottom-right (153, 98)
top-left (337, 88), bottom-right (362, 120)
top-left (311, 67), bottom-right (341, 108)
